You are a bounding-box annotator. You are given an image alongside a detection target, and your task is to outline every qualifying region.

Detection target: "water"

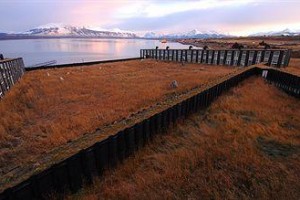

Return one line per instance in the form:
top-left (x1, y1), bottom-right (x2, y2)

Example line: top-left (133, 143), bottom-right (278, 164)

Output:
top-left (0, 38), bottom-right (194, 67)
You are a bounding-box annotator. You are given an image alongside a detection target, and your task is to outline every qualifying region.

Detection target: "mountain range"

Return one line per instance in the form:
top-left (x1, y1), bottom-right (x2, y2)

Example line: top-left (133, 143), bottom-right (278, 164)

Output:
top-left (143, 29), bottom-right (228, 39)
top-left (249, 28), bottom-right (300, 37)
top-left (0, 23), bottom-right (137, 38)
top-left (0, 24), bottom-right (299, 39)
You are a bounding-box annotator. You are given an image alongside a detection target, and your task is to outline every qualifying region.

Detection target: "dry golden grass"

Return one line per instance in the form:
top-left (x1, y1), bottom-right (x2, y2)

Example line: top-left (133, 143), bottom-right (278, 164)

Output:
top-left (66, 77), bottom-right (300, 200)
top-left (0, 60), bottom-right (236, 174)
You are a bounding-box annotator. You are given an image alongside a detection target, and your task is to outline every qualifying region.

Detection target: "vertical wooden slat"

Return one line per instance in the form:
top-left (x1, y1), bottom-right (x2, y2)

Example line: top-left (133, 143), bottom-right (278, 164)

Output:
top-left (217, 50), bottom-right (221, 65)
top-left (211, 50), bottom-right (215, 64)
top-left (172, 50), bottom-right (175, 61)
top-left (204, 50), bottom-right (208, 64)
top-left (268, 50), bottom-right (274, 66)
top-left (237, 50), bottom-right (243, 66)
top-left (276, 50), bottom-right (283, 67)
top-left (180, 50), bottom-right (183, 62)
top-left (230, 50), bottom-right (235, 66)
top-left (283, 50), bottom-right (291, 67)
top-left (223, 50), bottom-right (228, 65)
top-left (200, 50), bottom-right (204, 63)
top-left (260, 50), bottom-right (265, 63)
top-left (252, 50), bottom-right (258, 65)
top-left (244, 50), bottom-right (250, 66)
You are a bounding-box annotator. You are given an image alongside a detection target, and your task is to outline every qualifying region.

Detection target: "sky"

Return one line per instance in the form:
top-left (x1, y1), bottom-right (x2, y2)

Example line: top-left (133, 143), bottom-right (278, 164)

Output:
top-left (0, 0), bottom-right (300, 36)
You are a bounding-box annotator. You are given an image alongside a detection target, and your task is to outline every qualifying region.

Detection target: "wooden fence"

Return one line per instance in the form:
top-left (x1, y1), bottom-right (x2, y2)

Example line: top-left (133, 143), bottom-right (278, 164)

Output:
top-left (262, 68), bottom-right (300, 98)
top-left (0, 58), bottom-right (25, 98)
top-left (140, 49), bottom-right (291, 67)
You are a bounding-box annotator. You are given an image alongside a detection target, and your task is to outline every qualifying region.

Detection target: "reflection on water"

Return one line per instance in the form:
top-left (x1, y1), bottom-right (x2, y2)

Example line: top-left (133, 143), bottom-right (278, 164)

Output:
top-left (0, 38), bottom-right (193, 67)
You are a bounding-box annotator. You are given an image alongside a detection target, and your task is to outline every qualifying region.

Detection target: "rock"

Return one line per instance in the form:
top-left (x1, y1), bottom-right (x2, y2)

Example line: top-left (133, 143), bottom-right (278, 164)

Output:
top-left (60, 77), bottom-right (64, 81)
top-left (170, 80), bottom-right (178, 88)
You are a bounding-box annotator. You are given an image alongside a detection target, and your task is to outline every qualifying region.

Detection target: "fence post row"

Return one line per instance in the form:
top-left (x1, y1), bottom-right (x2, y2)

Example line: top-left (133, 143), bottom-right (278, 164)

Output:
top-left (0, 58), bottom-right (24, 99)
top-left (264, 69), bottom-right (300, 98)
top-left (140, 49), bottom-right (291, 67)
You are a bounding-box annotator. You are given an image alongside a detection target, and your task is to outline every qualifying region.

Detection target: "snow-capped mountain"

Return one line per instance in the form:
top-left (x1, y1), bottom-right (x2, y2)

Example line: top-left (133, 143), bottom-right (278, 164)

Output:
top-left (144, 29), bottom-right (228, 39)
top-left (249, 29), bottom-right (300, 37)
top-left (22, 23), bottom-right (137, 38)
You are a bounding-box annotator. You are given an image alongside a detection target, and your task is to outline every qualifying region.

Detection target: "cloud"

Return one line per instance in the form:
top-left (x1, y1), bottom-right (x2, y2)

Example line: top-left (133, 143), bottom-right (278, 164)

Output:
top-left (117, 0), bottom-right (254, 18)
top-left (105, 0), bottom-right (300, 36)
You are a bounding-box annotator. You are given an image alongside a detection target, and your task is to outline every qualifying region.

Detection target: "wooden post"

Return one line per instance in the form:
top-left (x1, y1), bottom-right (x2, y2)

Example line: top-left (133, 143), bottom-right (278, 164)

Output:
top-left (216, 50), bottom-right (221, 65)
top-left (274, 51), bottom-right (281, 67)
top-left (172, 50), bottom-right (175, 61)
top-left (185, 50), bottom-right (188, 62)
top-left (237, 50), bottom-right (243, 66)
top-left (260, 50), bottom-right (265, 63)
top-left (283, 49), bottom-right (291, 67)
top-left (205, 50), bottom-right (209, 64)
top-left (3, 62), bottom-right (10, 90)
top-left (166, 50), bottom-right (169, 60)
top-left (178, 50), bottom-right (181, 62)
top-left (8, 61), bottom-right (14, 85)
top-left (244, 50), bottom-right (250, 66)
top-left (11, 60), bottom-right (16, 83)
top-left (211, 50), bottom-right (215, 64)
top-left (200, 50), bottom-right (204, 63)
top-left (196, 50), bottom-right (199, 63)
top-left (230, 50), bottom-right (235, 65)
top-left (0, 64), bottom-right (6, 95)
top-left (223, 50), bottom-right (228, 65)
top-left (267, 50), bottom-right (274, 66)
top-left (252, 50), bottom-right (258, 65)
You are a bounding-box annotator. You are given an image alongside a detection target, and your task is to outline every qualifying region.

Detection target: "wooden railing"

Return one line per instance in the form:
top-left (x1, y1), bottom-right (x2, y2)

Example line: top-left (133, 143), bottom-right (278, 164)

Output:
top-left (0, 58), bottom-right (25, 98)
top-left (140, 49), bottom-right (291, 67)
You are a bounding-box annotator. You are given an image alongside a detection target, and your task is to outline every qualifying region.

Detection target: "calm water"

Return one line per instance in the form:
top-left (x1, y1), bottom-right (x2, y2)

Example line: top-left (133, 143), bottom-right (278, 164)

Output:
top-left (0, 38), bottom-right (193, 67)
